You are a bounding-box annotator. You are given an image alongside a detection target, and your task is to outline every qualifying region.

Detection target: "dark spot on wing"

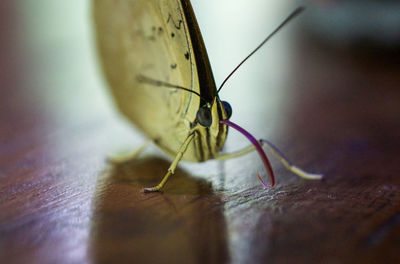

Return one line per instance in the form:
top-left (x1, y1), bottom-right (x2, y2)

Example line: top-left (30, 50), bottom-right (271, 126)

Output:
top-left (171, 32), bottom-right (175, 38)
top-left (170, 63), bottom-right (177, 69)
top-left (167, 14), bottom-right (183, 30)
top-left (158, 27), bottom-right (163, 34)
top-left (184, 52), bottom-right (189, 60)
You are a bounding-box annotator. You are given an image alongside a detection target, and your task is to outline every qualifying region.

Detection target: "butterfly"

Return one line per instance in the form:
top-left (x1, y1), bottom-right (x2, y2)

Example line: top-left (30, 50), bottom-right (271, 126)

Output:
top-left (93, 0), bottom-right (322, 192)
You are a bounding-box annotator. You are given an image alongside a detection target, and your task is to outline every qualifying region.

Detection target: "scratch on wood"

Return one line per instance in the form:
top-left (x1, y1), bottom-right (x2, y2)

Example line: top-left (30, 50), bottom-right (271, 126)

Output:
top-left (362, 213), bottom-right (400, 247)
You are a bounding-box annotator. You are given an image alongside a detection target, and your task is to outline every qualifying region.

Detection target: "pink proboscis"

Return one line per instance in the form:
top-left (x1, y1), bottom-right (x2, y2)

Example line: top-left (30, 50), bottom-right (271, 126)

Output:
top-left (219, 119), bottom-right (275, 188)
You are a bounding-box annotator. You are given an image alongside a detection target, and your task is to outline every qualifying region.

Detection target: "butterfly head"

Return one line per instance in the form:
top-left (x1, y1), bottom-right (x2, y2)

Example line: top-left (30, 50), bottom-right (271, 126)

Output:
top-left (196, 97), bottom-right (232, 128)
top-left (221, 100), bottom-right (232, 119)
top-left (196, 104), bottom-right (212, 127)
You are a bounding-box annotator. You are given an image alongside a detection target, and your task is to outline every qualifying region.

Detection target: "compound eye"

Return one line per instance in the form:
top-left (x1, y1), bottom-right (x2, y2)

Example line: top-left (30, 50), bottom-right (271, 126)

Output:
top-left (221, 101), bottom-right (232, 119)
top-left (196, 107), bottom-right (212, 127)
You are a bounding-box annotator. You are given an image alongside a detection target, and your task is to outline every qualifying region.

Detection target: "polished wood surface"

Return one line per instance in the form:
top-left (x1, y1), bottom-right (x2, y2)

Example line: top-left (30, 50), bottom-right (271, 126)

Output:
top-left (1, 1), bottom-right (400, 263)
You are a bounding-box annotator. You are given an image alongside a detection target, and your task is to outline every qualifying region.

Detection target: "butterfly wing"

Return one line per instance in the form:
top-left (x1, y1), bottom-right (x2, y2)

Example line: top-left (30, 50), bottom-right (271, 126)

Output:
top-left (94, 0), bottom-right (226, 161)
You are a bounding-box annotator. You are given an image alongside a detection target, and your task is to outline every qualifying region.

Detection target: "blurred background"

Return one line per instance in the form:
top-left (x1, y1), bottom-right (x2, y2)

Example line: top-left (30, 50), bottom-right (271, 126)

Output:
top-left (1, 0), bottom-right (400, 263)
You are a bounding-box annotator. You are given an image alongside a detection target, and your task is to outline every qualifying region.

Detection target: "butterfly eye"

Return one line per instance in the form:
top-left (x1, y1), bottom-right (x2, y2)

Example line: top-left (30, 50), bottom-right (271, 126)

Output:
top-left (196, 106), bottom-right (212, 127)
top-left (222, 101), bottom-right (232, 119)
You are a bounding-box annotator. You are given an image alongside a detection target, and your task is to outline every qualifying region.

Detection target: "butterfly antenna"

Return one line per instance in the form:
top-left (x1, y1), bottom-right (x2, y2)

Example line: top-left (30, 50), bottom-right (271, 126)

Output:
top-left (217, 7), bottom-right (305, 93)
top-left (137, 74), bottom-right (204, 99)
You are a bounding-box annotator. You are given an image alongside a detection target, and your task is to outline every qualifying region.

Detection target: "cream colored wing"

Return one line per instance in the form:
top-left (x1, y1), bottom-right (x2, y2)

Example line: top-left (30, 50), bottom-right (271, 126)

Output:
top-left (94, 0), bottom-right (206, 161)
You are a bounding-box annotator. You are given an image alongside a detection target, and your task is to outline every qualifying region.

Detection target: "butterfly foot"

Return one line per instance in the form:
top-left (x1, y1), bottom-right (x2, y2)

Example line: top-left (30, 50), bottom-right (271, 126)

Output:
top-left (142, 170), bottom-right (173, 193)
top-left (142, 185), bottom-right (162, 193)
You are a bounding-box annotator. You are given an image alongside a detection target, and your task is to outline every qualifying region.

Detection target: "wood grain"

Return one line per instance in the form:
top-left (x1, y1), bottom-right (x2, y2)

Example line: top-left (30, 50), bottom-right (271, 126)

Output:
top-left (1, 1), bottom-right (400, 264)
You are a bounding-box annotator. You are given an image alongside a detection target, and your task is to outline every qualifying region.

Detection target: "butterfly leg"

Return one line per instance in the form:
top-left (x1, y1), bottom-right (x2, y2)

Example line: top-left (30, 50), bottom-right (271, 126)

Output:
top-left (143, 132), bottom-right (195, 193)
top-left (216, 139), bottom-right (322, 180)
top-left (108, 139), bottom-right (153, 164)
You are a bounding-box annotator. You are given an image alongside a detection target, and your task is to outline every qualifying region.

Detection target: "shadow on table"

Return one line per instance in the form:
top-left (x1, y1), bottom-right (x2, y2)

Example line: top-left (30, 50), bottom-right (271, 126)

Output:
top-left (89, 156), bottom-right (229, 264)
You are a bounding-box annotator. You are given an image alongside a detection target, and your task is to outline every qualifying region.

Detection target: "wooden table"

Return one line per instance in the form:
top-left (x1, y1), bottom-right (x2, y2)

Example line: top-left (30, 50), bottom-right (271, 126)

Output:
top-left (1, 1), bottom-right (400, 263)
